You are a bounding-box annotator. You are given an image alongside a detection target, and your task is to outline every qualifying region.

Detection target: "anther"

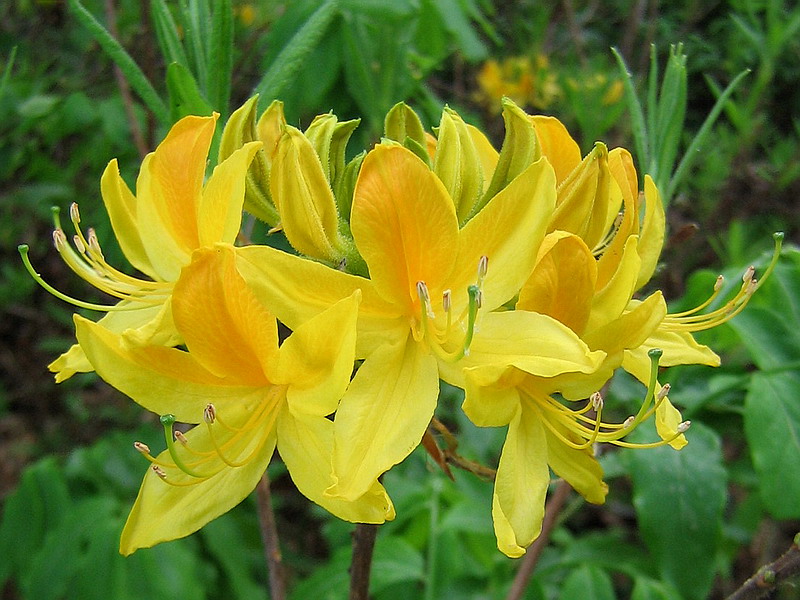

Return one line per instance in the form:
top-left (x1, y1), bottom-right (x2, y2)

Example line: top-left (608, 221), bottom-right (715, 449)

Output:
top-left (73, 234), bottom-right (86, 254)
top-left (152, 465), bottom-right (167, 479)
top-left (52, 229), bottom-right (67, 249)
top-left (134, 441), bottom-right (151, 454)
top-left (591, 392), bottom-right (603, 411)
top-left (714, 275), bottom-right (724, 291)
top-left (416, 281), bottom-right (436, 319)
top-left (69, 202), bottom-right (80, 224)
top-left (477, 255), bottom-right (488, 284)
top-left (87, 228), bottom-right (103, 255)
top-left (475, 288), bottom-right (483, 309)
top-left (623, 416), bottom-right (636, 428)
top-left (677, 420), bottom-right (691, 433)
top-left (442, 289), bottom-right (451, 313)
top-left (204, 404), bottom-right (216, 424)
top-left (174, 430), bottom-right (189, 445)
top-left (656, 383), bottom-right (671, 401)
top-left (742, 265), bottom-right (755, 283)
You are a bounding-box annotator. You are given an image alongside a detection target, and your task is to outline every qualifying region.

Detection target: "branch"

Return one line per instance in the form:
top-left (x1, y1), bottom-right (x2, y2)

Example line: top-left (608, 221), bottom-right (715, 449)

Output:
top-left (429, 418), bottom-right (496, 481)
top-left (255, 472), bottom-right (287, 600)
top-left (726, 534), bottom-right (800, 600)
top-left (505, 480), bottom-right (572, 600)
top-left (350, 523), bottom-right (379, 600)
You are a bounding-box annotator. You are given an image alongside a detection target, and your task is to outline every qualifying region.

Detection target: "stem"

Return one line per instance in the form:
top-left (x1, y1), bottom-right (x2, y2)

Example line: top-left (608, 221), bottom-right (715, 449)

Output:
top-left (726, 534), bottom-right (800, 600)
top-left (424, 478), bottom-right (442, 600)
top-left (103, 0), bottom-right (149, 159)
top-left (256, 472), bottom-right (286, 600)
top-left (505, 480), bottom-right (572, 600)
top-left (350, 523), bottom-right (379, 600)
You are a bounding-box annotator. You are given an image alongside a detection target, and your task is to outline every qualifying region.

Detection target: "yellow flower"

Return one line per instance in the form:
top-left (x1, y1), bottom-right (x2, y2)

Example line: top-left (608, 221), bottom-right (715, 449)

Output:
top-left (237, 143), bottom-right (605, 501)
top-left (21, 114), bottom-right (261, 382)
top-left (74, 245), bottom-right (394, 555)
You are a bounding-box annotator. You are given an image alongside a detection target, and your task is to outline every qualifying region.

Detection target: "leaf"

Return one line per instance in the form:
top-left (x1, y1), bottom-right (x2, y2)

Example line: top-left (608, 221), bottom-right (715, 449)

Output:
top-left (559, 565), bottom-right (616, 600)
top-left (207, 0), bottom-right (233, 114)
top-left (627, 422), bottom-right (726, 600)
top-left (68, 0), bottom-right (168, 123)
top-left (150, 0), bottom-right (190, 69)
top-left (631, 577), bottom-right (683, 600)
top-left (166, 62), bottom-right (213, 122)
top-left (253, 0), bottom-right (340, 104)
top-left (744, 371), bottom-right (800, 518)
top-left (371, 535), bottom-right (425, 592)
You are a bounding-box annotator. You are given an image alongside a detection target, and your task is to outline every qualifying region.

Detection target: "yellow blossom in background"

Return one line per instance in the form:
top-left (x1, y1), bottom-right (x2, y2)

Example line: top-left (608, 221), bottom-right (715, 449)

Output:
top-left (75, 245), bottom-right (394, 555)
top-left (476, 55), bottom-right (561, 112)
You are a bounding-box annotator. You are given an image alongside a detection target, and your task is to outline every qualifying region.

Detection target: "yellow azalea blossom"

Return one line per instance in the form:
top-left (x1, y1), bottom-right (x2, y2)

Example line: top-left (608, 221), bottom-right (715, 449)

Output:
top-left (237, 143), bottom-right (606, 502)
top-left (21, 114), bottom-right (261, 382)
top-left (74, 245), bottom-right (394, 555)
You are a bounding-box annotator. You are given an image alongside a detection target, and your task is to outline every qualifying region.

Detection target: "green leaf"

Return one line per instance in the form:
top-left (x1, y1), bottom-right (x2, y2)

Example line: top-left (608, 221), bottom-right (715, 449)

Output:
top-left (166, 62), bottom-right (213, 122)
top-left (559, 565), bottom-right (616, 600)
top-left (627, 422), bottom-right (726, 600)
top-left (68, 0), bottom-right (168, 123)
top-left (631, 577), bottom-right (683, 600)
top-left (371, 535), bottom-right (425, 592)
top-left (178, 0), bottom-right (211, 91)
top-left (253, 0), bottom-right (340, 104)
top-left (150, 0), bottom-right (190, 69)
top-left (744, 371), bottom-right (800, 519)
top-left (207, 0), bottom-right (233, 114)
top-left (612, 47), bottom-right (649, 175)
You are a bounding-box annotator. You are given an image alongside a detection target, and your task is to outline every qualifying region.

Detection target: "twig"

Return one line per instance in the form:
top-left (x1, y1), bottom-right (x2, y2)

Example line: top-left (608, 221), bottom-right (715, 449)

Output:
top-left (505, 480), bottom-right (572, 600)
top-left (350, 523), bottom-right (379, 600)
top-left (103, 0), bottom-right (149, 159)
top-left (726, 534), bottom-right (800, 600)
top-left (429, 417), bottom-right (497, 481)
top-left (256, 471), bottom-right (287, 600)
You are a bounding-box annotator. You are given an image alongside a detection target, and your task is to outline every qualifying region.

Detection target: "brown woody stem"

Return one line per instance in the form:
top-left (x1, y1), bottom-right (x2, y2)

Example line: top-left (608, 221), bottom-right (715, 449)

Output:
top-left (350, 523), bottom-right (379, 600)
top-left (726, 534), bottom-right (800, 600)
top-left (256, 471), bottom-right (287, 600)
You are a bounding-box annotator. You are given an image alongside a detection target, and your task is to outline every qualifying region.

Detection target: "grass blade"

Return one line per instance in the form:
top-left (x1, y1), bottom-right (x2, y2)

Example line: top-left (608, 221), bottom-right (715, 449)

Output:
top-left (68, 0), bottom-right (168, 123)
top-left (207, 0), bottom-right (233, 114)
top-left (253, 0), bottom-right (340, 105)
top-left (150, 0), bottom-right (190, 68)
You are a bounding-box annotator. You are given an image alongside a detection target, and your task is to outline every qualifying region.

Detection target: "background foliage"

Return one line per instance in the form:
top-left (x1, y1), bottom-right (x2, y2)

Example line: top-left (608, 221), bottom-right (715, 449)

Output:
top-left (1, 0), bottom-right (799, 598)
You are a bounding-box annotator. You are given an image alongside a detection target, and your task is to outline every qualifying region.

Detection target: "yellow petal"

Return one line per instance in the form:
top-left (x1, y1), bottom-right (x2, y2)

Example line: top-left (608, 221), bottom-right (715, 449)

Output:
top-left (74, 315), bottom-right (261, 422)
top-left (100, 159), bottom-right (157, 278)
top-left (543, 413), bottom-right (607, 504)
top-left (120, 399), bottom-right (276, 555)
top-left (454, 156), bottom-right (557, 314)
top-left (582, 291), bottom-right (667, 354)
top-left (586, 235), bottom-right (641, 332)
top-left (518, 232), bottom-right (597, 334)
top-left (433, 108), bottom-right (484, 222)
top-left (328, 334), bottom-right (439, 501)
top-left (623, 329), bottom-right (721, 384)
top-left (48, 343), bottom-right (92, 382)
top-left (236, 244), bottom-right (406, 358)
top-left (635, 175), bottom-right (666, 290)
top-left (277, 408), bottom-right (394, 523)
top-left (135, 152), bottom-right (194, 280)
top-left (275, 292), bottom-right (359, 417)
top-left (531, 115), bottom-right (581, 185)
top-left (656, 395), bottom-right (688, 450)
top-left (492, 490), bottom-right (525, 558)
top-left (462, 310), bottom-right (606, 379)
top-left (145, 115), bottom-right (217, 252)
top-left (198, 141), bottom-right (261, 246)
top-left (493, 405), bottom-right (549, 557)
top-left (466, 123), bottom-right (499, 192)
top-left (462, 366), bottom-right (522, 427)
top-left (172, 245), bottom-right (277, 384)
top-left (270, 126), bottom-right (342, 261)
top-left (351, 144), bottom-right (459, 311)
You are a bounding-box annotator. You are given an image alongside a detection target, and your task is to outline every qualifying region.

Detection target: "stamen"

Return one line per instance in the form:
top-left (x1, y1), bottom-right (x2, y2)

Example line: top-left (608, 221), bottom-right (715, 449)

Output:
top-left (416, 281), bottom-right (436, 319)
top-left (174, 430), bottom-right (189, 445)
top-left (134, 441), bottom-right (151, 454)
top-left (477, 255), bottom-right (488, 286)
top-left (72, 234), bottom-right (86, 254)
top-left (152, 465), bottom-right (167, 479)
top-left (442, 289), bottom-right (451, 314)
top-left (18, 244), bottom-right (145, 312)
top-left (204, 403), bottom-right (217, 424)
top-left (677, 420), bottom-right (691, 434)
top-left (160, 414), bottom-right (211, 478)
top-left (656, 383), bottom-right (671, 401)
top-left (69, 202), bottom-right (81, 224)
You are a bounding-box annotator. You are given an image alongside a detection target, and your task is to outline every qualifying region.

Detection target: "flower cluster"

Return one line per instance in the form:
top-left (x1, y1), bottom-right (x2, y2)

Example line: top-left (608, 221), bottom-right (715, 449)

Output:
top-left (22, 98), bottom-right (781, 558)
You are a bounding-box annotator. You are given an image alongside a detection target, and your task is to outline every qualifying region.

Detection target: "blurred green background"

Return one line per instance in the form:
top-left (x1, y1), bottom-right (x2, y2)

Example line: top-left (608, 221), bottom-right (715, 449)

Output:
top-left (1, 0), bottom-right (799, 598)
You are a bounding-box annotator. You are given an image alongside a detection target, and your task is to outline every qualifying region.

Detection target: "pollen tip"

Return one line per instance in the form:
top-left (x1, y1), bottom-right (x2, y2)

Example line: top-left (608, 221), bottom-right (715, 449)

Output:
top-left (477, 255), bottom-right (489, 279)
top-left (656, 383), bottom-right (671, 400)
top-left (742, 266), bottom-right (755, 283)
top-left (623, 416), bottom-right (636, 428)
top-left (203, 404), bottom-right (217, 424)
top-left (714, 275), bottom-right (724, 291)
top-left (69, 202), bottom-right (80, 223)
top-left (133, 441), bottom-right (151, 454)
top-left (677, 420), bottom-right (691, 433)
top-left (174, 430), bottom-right (188, 445)
top-left (590, 392), bottom-right (603, 411)
top-left (152, 465), bottom-right (167, 479)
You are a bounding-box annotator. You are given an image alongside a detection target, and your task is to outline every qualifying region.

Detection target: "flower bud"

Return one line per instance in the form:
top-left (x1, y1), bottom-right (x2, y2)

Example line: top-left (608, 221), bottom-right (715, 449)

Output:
top-left (433, 107), bottom-right (484, 223)
top-left (271, 126), bottom-right (345, 263)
